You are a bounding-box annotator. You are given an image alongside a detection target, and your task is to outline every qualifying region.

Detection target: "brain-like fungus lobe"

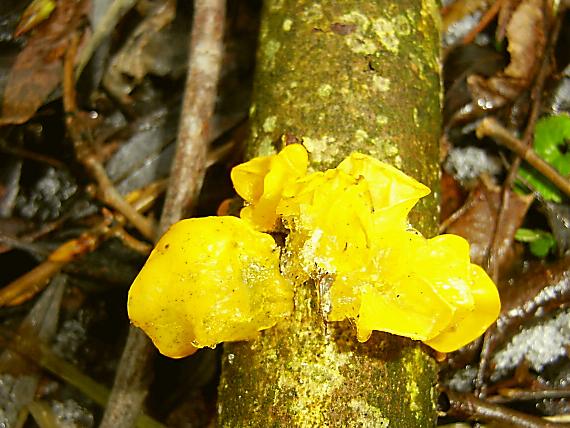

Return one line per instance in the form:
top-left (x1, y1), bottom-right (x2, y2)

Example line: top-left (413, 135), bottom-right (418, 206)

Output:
top-left (128, 144), bottom-right (500, 358)
top-left (127, 217), bottom-right (292, 358)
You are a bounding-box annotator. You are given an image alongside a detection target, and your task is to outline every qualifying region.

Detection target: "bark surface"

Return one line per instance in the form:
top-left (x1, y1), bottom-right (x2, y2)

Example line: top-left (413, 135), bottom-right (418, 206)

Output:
top-left (218, 1), bottom-right (442, 426)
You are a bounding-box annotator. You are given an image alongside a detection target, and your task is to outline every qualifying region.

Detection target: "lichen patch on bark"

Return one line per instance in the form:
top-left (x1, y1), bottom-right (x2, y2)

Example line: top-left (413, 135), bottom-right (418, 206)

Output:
top-left (218, 1), bottom-right (442, 425)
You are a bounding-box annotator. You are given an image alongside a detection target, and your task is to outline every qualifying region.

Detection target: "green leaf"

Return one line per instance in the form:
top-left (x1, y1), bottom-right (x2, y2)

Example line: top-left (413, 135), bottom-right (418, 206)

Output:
top-left (515, 228), bottom-right (557, 257)
top-left (517, 114), bottom-right (570, 202)
top-left (514, 228), bottom-right (541, 242)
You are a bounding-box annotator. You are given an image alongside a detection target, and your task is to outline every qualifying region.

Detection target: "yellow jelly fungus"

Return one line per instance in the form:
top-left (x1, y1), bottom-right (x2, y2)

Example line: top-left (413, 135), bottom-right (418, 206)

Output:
top-left (278, 168), bottom-right (377, 275)
top-left (274, 148), bottom-right (497, 352)
top-left (424, 264), bottom-right (501, 352)
top-left (130, 144), bottom-right (500, 358)
top-left (337, 152), bottom-right (430, 223)
top-left (230, 143), bottom-right (308, 231)
top-left (326, 229), bottom-right (500, 350)
top-left (127, 216), bottom-right (292, 358)
top-left (328, 266), bottom-right (455, 343)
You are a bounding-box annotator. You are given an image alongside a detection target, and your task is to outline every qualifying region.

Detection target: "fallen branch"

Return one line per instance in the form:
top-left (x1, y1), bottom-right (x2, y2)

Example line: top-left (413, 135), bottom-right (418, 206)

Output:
top-left (100, 1), bottom-right (226, 426)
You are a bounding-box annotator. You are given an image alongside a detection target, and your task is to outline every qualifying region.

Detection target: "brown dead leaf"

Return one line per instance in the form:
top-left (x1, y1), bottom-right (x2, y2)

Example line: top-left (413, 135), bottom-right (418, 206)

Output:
top-left (0, 0), bottom-right (89, 125)
top-left (441, 170), bottom-right (467, 222)
top-left (102, 0), bottom-right (176, 104)
top-left (502, 0), bottom-right (545, 81)
top-left (466, 0), bottom-right (545, 109)
top-left (487, 255), bottom-right (570, 357)
top-left (446, 180), bottom-right (533, 274)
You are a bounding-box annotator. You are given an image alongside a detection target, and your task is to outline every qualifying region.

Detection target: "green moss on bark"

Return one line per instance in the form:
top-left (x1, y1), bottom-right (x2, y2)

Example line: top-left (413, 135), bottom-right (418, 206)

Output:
top-left (218, 0), bottom-right (441, 426)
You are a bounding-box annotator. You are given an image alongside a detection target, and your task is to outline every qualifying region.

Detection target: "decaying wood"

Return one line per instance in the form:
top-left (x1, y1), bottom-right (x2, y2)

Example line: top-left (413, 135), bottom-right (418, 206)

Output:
top-left (218, 1), bottom-right (442, 426)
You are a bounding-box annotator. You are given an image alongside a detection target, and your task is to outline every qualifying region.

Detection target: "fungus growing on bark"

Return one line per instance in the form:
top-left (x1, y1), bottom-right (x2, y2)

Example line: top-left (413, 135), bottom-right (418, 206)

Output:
top-left (127, 216), bottom-right (292, 358)
top-left (231, 143), bottom-right (308, 231)
top-left (128, 144), bottom-right (500, 358)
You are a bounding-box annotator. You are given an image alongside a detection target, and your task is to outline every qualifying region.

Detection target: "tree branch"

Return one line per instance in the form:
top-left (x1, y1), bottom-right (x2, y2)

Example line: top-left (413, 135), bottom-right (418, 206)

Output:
top-left (99, 1), bottom-right (226, 426)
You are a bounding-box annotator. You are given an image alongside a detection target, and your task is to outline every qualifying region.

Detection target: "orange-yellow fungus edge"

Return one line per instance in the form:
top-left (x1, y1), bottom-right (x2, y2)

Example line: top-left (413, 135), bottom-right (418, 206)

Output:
top-left (127, 216), bottom-right (293, 359)
top-left (230, 144), bottom-right (308, 231)
top-left (424, 264), bottom-right (501, 353)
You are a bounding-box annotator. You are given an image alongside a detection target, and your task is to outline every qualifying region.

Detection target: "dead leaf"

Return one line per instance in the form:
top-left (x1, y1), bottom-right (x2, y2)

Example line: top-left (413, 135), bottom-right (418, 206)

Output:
top-left (503, 0), bottom-right (545, 81)
top-left (102, 0), bottom-right (176, 105)
top-left (466, 0), bottom-right (545, 108)
top-left (485, 256), bottom-right (570, 366)
top-left (441, 170), bottom-right (467, 223)
top-left (0, 0), bottom-right (89, 125)
top-left (446, 180), bottom-right (533, 274)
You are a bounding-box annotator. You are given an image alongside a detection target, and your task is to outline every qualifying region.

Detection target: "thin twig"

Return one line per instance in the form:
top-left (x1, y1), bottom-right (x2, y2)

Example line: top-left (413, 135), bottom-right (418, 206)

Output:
top-left (445, 390), bottom-right (570, 428)
top-left (0, 180), bottom-right (166, 307)
top-left (63, 32), bottom-right (156, 240)
top-left (439, 191), bottom-right (478, 233)
top-left (0, 142), bottom-right (65, 169)
top-left (74, 0), bottom-right (138, 80)
top-left (0, 217), bottom-right (111, 307)
top-left (489, 388), bottom-right (570, 403)
top-left (100, 2), bottom-right (226, 427)
top-left (157, 1), bottom-right (226, 235)
top-left (462, 0), bottom-right (505, 45)
top-left (477, 118), bottom-right (570, 199)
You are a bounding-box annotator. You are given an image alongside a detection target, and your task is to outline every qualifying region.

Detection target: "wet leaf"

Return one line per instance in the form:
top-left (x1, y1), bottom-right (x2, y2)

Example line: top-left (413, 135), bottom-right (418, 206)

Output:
top-left (518, 114), bottom-right (570, 202)
top-left (0, 0), bottom-right (89, 125)
top-left (446, 180), bottom-right (533, 273)
top-left (515, 228), bottom-right (557, 257)
top-left (464, 0), bottom-right (545, 110)
top-left (487, 256), bottom-right (570, 358)
top-left (13, 0), bottom-right (56, 38)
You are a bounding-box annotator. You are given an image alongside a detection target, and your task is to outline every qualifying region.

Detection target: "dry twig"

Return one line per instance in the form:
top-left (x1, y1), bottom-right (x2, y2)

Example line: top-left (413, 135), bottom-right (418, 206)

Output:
top-left (0, 179), bottom-right (166, 307)
top-left (490, 388), bottom-right (570, 403)
top-left (63, 32), bottom-right (156, 240)
top-left (0, 215), bottom-right (112, 307)
top-left (477, 117), bottom-right (570, 199)
top-left (445, 389), bottom-right (570, 428)
top-left (462, 0), bottom-right (505, 45)
top-left (100, 1), bottom-right (227, 426)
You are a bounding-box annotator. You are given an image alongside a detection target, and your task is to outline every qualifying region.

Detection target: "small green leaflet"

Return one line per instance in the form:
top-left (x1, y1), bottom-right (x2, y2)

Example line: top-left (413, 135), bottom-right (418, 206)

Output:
top-left (515, 228), bottom-right (557, 258)
top-left (518, 114), bottom-right (570, 203)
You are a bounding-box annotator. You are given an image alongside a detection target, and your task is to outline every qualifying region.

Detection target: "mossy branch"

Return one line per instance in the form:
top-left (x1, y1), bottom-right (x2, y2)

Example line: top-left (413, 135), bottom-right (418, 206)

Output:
top-left (218, 1), bottom-right (442, 426)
